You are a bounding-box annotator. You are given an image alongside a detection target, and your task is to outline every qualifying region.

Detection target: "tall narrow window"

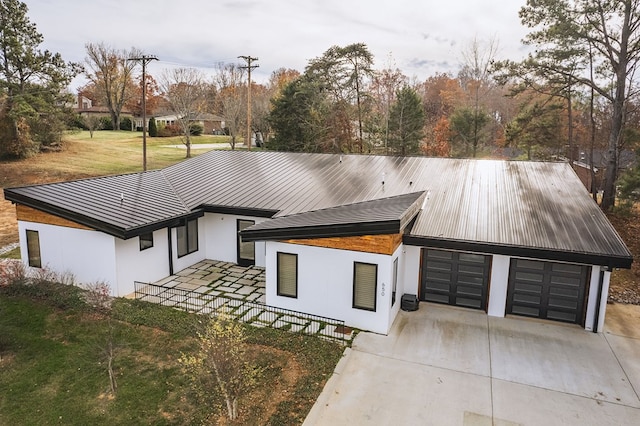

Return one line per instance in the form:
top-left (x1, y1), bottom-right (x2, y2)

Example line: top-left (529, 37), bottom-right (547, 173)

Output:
top-left (277, 252), bottom-right (298, 298)
top-left (26, 230), bottom-right (41, 268)
top-left (177, 219), bottom-right (198, 257)
top-left (139, 232), bottom-right (153, 251)
top-left (353, 262), bottom-right (377, 311)
top-left (237, 219), bottom-right (255, 267)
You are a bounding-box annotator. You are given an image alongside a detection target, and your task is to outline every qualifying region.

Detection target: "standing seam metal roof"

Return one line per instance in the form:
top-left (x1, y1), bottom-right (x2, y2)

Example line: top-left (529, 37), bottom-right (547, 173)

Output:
top-left (3, 150), bottom-right (633, 267)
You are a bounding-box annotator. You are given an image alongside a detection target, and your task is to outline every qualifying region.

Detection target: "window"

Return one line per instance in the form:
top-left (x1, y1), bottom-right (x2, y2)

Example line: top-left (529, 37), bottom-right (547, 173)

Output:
top-left (177, 218), bottom-right (198, 257)
top-left (139, 232), bottom-right (153, 251)
top-left (277, 252), bottom-right (298, 298)
top-left (26, 229), bottom-right (41, 268)
top-left (353, 262), bottom-right (377, 311)
top-left (237, 219), bottom-right (255, 266)
top-left (392, 258), bottom-right (398, 306)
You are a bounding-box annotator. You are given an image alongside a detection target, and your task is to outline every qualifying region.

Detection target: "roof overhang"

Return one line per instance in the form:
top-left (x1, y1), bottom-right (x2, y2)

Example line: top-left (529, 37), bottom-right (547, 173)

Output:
top-left (403, 235), bottom-right (633, 269)
top-left (241, 220), bottom-right (402, 242)
top-left (200, 204), bottom-right (279, 218)
top-left (5, 189), bottom-right (204, 240)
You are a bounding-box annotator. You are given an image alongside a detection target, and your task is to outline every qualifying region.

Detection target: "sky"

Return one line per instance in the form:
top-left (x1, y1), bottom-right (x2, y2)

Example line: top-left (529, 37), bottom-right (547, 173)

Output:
top-left (25, 0), bottom-right (532, 90)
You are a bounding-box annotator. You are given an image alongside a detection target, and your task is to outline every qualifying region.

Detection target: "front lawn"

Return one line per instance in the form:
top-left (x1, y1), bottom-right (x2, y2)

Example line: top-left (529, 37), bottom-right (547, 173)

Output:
top-left (0, 282), bottom-right (343, 425)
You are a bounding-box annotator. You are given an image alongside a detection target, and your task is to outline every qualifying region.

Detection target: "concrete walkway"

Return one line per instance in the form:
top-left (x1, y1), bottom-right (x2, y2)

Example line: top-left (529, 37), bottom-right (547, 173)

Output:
top-left (304, 303), bottom-right (640, 425)
top-left (137, 260), bottom-right (354, 344)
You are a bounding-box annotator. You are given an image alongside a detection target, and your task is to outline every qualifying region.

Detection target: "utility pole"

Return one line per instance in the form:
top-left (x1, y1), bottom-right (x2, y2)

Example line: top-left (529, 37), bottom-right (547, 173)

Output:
top-left (238, 55), bottom-right (258, 151)
top-left (128, 55), bottom-right (158, 171)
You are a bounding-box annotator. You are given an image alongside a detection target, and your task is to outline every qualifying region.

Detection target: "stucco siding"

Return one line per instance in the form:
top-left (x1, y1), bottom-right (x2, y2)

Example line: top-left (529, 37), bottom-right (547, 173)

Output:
top-left (115, 228), bottom-right (170, 296)
top-left (203, 213), bottom-right (267, 267)
top-left (265, 241), bottom-right (395, 334)
top-left (18, 220), bottom-right (117, 293)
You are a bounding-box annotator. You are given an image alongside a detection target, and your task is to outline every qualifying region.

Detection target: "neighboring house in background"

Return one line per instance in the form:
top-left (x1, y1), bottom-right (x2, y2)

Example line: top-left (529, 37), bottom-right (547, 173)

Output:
top-left (3, 152), bottom-right (633, 334)
top-left (75, 94), bottom-right (134, 129)
top-left (151, 112), bottom-right (225, 134)
top-left (572, 149), bottom-right (638, 192)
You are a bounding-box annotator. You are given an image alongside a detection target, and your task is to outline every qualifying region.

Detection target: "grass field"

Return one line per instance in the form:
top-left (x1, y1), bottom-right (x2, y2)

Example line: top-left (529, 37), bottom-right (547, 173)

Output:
top-left (0, 130), bottom-right (243, 247)
top-left (0, 282), bottom-right (343, 425)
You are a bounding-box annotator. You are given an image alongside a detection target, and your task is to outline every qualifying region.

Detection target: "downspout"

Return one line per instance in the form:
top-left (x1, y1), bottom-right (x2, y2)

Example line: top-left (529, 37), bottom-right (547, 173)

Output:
top-left (592, 267), bottom-right (607, 333)
top-left (168, 227), bottom-right (174, 276)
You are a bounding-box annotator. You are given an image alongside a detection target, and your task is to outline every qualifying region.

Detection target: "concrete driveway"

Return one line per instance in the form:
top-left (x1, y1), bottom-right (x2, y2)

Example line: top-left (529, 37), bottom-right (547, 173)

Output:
top-left (304, 303), bottom-right (640, 425)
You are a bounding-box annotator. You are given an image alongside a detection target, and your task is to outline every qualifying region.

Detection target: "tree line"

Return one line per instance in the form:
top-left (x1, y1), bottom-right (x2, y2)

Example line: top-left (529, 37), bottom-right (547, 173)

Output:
top-left (1, 0), bottom-right (639, 210)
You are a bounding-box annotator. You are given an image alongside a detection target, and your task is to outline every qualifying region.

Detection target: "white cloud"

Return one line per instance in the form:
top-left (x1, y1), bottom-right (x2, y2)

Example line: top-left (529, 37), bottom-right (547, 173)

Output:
top-left (25, 0), bottom-right (530, 89)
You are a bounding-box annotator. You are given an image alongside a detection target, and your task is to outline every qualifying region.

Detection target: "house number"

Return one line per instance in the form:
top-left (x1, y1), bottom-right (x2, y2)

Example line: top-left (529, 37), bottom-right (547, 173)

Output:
top-left (381, 283), bottom-right (385, 296)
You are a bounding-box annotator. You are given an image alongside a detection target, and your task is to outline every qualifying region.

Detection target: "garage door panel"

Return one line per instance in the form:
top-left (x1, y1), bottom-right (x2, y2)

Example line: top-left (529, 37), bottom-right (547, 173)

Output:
top-left (547, 310), bottom-right (577, 322)
top-left (456, 297), bottom-right (483, 309)
top-left (421, 249), bottom-right (491, 310)
top-left (508, 259), bottom-right (589, 325)
top-left (512, 305), bottom-right (540, 317)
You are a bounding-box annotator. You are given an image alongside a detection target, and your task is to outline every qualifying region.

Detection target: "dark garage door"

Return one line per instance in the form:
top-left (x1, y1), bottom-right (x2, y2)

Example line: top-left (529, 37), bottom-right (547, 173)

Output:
top-left (507, 259), bottom-right (589, 324)
top-left (420, 249), bottom-right (491, 310)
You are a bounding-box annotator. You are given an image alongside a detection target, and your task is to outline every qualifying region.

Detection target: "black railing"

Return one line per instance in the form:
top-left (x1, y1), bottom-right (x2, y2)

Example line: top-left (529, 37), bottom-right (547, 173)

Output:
top-left (134, 281), bottom-right (351, 345)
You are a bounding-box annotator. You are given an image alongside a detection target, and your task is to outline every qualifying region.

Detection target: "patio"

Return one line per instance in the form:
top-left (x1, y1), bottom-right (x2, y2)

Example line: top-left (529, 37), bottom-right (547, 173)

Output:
top-left (134, 260), bottom-right (354, 344)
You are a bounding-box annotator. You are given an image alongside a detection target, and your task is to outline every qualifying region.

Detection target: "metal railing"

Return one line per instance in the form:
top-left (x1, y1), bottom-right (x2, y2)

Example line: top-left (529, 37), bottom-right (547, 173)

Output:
top-left (134, 281), bottom-right (351, 345)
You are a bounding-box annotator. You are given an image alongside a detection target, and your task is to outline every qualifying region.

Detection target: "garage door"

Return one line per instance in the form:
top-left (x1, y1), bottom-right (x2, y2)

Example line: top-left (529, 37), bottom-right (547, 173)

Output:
top-left (420, 249), bottom-right (491, 310)
top-left (507, 259), bottom-right (589, 324)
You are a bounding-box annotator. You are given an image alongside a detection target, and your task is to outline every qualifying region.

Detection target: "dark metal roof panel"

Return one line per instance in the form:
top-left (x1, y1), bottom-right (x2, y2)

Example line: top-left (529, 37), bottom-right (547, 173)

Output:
top-left (409, 160), bottom-right (632, 261)
top-left (162, 151), bottom-right (431, 216)
top-left (241, 191), bottom-right (426, 241)
top-left (4, 170), bottom-right (189, 236)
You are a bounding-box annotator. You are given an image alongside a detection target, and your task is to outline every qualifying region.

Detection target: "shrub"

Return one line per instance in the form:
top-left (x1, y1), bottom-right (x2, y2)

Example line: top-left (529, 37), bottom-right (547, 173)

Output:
top-left (99, 116), bottom-right (113, 130)
top-left (119, 117), bottom-right (133, 131)
top-left (148, 117), bottom-right (158, 137)
top-left (157, 124), bottom-right (182, 137)
top-left (82, 281), bottom-right (112, 311)
top-left (189, 123), bottom-right (203, 136)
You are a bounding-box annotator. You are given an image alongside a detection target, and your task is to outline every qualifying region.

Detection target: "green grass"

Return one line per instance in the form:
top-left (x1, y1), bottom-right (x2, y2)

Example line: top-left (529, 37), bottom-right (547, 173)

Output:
top-left (0, 284), bottom-right (344, 425)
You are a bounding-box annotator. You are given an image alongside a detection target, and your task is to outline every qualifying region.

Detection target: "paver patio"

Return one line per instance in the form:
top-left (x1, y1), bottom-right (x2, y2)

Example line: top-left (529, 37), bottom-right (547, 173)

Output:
top-left (136, 260), bottom-right (354, 344)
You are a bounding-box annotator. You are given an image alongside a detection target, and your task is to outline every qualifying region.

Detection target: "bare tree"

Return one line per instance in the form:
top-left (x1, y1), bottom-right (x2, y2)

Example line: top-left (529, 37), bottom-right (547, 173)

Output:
top-left (84, 43), bottom-right (140, 130)
top-left (159, 67), bottom-right (207, 158)
top-left (213, 62), bottom-right (246, 149)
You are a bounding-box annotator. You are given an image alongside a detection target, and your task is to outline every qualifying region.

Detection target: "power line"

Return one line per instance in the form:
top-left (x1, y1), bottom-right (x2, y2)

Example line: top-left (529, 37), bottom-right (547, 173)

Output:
top-left (128, 55), bottom-right (158, 171)
top-left (238, 55), bottom-right (259, 151)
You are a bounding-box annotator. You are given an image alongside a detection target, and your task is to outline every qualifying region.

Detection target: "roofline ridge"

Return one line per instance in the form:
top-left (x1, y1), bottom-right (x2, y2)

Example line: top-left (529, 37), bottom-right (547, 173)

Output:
top-left (160, 169), bottom-right (191, 212)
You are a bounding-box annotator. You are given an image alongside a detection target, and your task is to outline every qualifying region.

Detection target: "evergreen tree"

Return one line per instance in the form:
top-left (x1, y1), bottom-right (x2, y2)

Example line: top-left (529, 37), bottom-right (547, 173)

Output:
top-left (388, 86), bottom-right (425, 156)
top-left (148, 117), bottom-right (157, 137)
top-left (0, 0), bottom-right (78, 159)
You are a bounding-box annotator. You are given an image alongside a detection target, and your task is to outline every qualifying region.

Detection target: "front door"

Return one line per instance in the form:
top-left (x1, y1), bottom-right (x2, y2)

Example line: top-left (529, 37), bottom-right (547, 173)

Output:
top-left (237, 219), bottom-right (255, 266)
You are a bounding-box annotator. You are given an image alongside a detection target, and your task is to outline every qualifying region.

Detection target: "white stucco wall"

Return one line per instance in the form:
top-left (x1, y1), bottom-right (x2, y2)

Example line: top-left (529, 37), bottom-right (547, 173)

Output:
top-left (18, 221), bottom-right (117, 293)
top-left (403, 245), bottom-right (421, 296)
top-left (265, 241), bottom-right (395, 334)
top-left (584, 267), bottom-right (611, 332)
top-left (114, 228), bottom-right (170, 296)
top-left (487, 254), bottom-right (510, 317)
top-left (203, 213), bottom-right (267, 267)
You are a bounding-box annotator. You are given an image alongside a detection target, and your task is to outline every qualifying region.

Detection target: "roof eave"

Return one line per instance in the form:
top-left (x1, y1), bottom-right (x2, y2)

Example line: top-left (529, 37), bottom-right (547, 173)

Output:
top-left (201, 204), bottom-right (279, 218)
top-left (5, 189), bottom-right (204, 240)
top-left (241, 220), bottom-right (401, 242)
top-left (403, 235), bottom-right (633, 269)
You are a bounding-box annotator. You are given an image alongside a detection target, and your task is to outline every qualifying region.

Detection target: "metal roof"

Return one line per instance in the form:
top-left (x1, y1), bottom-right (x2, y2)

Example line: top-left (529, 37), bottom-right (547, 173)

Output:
top-left (3, 150), bottom-right (633, 268)
top-left (240, 192), bottom-right (426, 241)
top-left (4, 170), bottom-right (193, 239)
